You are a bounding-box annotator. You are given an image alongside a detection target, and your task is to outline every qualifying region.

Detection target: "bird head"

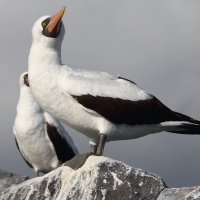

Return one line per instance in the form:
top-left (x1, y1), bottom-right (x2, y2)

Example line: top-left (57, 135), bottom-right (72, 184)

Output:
top-left (31, 6), bottom-right (66, 48)
top-left (19, 72), bottom-right (29, 88)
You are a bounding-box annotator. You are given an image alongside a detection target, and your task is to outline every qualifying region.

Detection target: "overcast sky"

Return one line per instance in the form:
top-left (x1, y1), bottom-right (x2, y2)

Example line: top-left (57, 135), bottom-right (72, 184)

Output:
top-left (1, 0), bottom-right (200, 188)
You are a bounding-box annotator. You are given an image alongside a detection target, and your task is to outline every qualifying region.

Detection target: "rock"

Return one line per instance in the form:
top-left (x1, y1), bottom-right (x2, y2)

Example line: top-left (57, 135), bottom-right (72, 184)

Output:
top-left (1, 168), bottom-right (62, 200)
top-left (0, 155), bottom-right (166, 200)
top-left (63, 152), bottom-right (95, 170)
top-left (0, 169), bottom-right (29, 195)
top-left (157, 187), bottom-right (200, 200)
top-left (2, 155), bottom-right (200, 200)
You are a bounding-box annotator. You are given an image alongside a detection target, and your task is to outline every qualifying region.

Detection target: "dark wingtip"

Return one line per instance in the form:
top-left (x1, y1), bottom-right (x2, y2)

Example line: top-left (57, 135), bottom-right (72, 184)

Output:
top-left (46, 122), bottom-right (76, 162)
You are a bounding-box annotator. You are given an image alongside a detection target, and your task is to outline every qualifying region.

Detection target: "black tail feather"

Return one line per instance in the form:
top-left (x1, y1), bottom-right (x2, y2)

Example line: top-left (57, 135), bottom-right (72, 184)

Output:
top-left (174, 111), bottom-right (200, 125)
top-left (167, 111), bottom-right (200, 135)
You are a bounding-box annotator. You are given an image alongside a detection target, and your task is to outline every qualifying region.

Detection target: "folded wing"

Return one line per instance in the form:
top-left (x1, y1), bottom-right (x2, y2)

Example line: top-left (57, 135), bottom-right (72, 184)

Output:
top-left (62, 75), bottom-right (184, 125)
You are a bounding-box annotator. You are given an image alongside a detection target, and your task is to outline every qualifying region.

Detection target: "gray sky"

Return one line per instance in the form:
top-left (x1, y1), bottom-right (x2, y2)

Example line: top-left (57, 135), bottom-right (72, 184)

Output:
top-left (0, 0), bottom-right (200, 188)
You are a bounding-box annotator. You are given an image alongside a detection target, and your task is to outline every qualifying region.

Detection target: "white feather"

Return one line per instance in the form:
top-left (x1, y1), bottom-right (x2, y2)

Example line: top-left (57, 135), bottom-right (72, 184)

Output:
top-left (28, 14), bottom-right (195, 147)
top-left (14, 72), bottom-right (78, 174)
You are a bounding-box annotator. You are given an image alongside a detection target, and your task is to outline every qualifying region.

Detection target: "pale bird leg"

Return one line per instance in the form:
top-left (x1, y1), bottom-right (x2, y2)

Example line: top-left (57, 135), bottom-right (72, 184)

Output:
top-left (34, 170), bottom-right (39, 177)
top-left (90, 143), bottom-right (97, 154)
top-left (96, 134), bottom-right (107, 156)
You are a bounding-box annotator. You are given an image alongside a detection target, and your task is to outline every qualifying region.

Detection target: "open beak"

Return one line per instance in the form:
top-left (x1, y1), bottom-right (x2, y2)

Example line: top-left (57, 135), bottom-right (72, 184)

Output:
top-left (43, 6), bottom-right (66, 38)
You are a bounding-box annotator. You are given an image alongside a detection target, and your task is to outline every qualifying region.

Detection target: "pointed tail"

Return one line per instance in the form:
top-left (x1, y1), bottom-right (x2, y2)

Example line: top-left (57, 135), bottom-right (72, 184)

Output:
top-left (168, 111), bottom-right (200, 135)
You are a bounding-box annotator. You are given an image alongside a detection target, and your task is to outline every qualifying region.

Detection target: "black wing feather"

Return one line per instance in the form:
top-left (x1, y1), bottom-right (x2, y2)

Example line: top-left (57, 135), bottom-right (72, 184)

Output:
top-left (72, 77), bottom-right (199, 126)
top-left (72, 94), bottom-right (184, 125)
top-left (46, 123), bottom-right (75, 162)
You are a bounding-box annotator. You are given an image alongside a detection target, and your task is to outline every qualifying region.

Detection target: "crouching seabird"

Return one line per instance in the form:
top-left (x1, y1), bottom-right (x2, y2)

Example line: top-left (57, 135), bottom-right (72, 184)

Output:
top-left (13, 72), bottom-right (79, 177)
top-left (28, 7), bottom-right (200, 156)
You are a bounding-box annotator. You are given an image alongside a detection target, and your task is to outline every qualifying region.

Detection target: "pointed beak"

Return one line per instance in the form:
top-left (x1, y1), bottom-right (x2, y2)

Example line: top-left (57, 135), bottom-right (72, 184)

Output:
top-left (46, 6), bottom-right (66, 34)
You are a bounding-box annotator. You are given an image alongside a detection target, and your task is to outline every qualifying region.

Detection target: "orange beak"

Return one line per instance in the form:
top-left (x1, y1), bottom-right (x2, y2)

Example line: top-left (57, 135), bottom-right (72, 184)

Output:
top-left (46, 6), bottom-right (66, 33)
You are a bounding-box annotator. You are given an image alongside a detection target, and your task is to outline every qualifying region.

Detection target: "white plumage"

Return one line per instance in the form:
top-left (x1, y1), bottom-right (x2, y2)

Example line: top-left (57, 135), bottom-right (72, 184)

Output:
top-left (28, 7), bottom-right (200, 155)
top-left (13, 72), bottom-right (78, 176)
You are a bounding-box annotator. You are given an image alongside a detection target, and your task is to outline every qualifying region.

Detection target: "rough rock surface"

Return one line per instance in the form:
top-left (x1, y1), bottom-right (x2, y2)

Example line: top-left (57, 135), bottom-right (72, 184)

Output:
top-left (0, 155), bottom-right (165, 200)
top-left (0, 169), bottom-right (29, 195)
top-left (157, 187), bottom-right (200, 200)
top-left (1, 155), bottom-right (200, 199)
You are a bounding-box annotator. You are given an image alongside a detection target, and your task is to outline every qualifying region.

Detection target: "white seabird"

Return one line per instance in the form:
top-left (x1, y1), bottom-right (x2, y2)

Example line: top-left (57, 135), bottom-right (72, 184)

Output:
top-left (13, 72), bottom-right (79, 177)
top-left (28, 7), bottom-right (200, 156)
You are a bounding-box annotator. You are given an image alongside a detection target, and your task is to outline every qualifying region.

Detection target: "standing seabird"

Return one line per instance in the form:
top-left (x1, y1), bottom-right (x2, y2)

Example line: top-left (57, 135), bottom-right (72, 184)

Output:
top-left (28, 7), bottom-right (200, 156)
top-left (13, 72), bottom-right (79, 177)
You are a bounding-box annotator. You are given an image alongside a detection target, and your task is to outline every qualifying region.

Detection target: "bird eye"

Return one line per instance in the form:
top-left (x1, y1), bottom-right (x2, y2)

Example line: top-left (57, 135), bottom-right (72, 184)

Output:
top-left (23, 74), bottom-right (28, 80)
top-left (42, 22), bottom-right (47, 27)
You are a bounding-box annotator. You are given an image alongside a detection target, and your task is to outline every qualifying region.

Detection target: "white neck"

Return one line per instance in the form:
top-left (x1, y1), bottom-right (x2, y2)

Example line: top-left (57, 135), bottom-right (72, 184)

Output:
top-left (29, 42), bottom-right (62, 68)
top-left (17, 87), bottom-right (42, 117)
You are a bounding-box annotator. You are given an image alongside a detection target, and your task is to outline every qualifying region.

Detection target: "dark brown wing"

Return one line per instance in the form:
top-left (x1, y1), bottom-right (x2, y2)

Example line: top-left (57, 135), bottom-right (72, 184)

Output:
top-left (46, 123), bottom-right (75, 163)
top-left (14, 137), bottom-right (33, 168)
top-left (72, 94), bottom-right (187, 125)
